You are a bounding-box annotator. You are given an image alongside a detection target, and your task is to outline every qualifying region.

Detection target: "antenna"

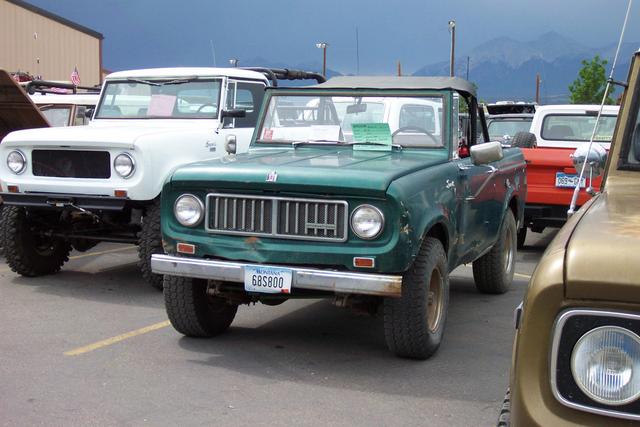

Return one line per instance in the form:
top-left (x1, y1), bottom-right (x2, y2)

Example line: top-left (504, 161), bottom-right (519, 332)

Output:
top-left (567, 0), bottom-right (633, 216)
top-left (355, 26), bottom-right (360, 75)
top-left (209, 40), bottom-right (217, 67)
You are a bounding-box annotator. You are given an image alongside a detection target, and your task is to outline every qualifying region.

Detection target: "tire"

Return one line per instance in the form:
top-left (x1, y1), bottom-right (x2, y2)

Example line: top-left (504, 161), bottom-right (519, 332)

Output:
top-left (472, 210), bottom-right (517, 294)
top-left (0, 206), bottom-right (71, 277)
top-left (384, 237), bottom-right (449, 359)
top-left (497, 388), bottom-right (511, 427)
top-left (511, 131), bottom-right (536, 148)
top-left (164, 275), bottom-right (237, 337)
top-left (517, 226), bottom-right (527, 249)
top-left (138, 199), bottom-right (164, 290)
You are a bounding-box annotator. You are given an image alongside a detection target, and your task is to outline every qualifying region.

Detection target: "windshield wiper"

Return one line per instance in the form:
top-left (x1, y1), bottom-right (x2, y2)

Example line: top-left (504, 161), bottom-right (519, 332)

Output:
top-left (126, 77), bottom-right (195, 86)
top-left (292, 139), bottom-right (342, 148)
top-left (347, 141), bottom-right (403, 150)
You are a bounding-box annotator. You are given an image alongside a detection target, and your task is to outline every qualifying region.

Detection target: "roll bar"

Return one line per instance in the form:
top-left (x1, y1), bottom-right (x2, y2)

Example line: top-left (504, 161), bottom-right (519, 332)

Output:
top-left (25, 80), bottom-right (100, 95)
top-left (241, 68), bottom-right (326, 87)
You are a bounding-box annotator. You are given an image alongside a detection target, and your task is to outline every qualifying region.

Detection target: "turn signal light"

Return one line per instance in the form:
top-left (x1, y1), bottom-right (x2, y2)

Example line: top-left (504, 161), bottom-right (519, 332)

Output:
top-left (353, 257), bottom-right (375, 268)
top-left (114, 190), bottom-right (127, 198)
top-left (7, 185), bottom-right (19, 193)
top-left (177, 243), bottom-right (196, 255)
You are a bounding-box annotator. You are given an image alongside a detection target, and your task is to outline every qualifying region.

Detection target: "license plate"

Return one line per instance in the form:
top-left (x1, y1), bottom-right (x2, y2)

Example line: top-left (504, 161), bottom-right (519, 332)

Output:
top-left (555, 172), bottom-right (586, 188)
top-left (244, 265), bottom-right (292, 294)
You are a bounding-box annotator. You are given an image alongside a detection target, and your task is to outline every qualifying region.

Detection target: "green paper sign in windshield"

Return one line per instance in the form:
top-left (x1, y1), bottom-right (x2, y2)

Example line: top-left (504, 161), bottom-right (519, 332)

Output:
top-left (351, 123), bottom-right (392, 151)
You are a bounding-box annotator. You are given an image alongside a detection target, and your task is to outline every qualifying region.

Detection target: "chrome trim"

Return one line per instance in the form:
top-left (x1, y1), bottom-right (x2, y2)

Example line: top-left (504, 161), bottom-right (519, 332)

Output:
top-left (7, 150), bottom-right (27, 175)
top-left (550, 308), bottom-right (640, 422)
top-left (113, 152), bottom-right (135, 178)
top-left (151, 254), bottom-right (402, 297)
top-left (204, 193), bottom-right (349, 242)
top-left (349, 204), bottom-right (385, 240)
top-left (174, 194), bottom-right (205, 227)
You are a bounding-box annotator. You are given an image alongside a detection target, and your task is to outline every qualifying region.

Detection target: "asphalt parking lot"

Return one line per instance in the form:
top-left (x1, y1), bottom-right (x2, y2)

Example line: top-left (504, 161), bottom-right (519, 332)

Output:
top-left (0, 230), bottom-right (556, 427)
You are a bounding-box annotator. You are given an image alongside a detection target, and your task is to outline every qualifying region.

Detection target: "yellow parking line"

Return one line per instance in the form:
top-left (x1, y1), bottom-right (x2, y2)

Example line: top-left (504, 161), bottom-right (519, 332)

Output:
top-left (64, 320), bottom-right (170, 356)
top-left (69, 246), bottom-right (136, 260)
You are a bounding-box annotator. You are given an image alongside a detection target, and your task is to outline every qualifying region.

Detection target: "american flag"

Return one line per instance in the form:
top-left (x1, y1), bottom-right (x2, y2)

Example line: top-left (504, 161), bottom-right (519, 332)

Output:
top-left (70, 66), bottom-right (81, 86)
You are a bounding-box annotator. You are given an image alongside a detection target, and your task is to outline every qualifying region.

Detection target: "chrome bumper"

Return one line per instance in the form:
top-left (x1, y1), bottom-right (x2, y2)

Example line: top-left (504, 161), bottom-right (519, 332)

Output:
top-left (151, 254), bottom-right (403, 297)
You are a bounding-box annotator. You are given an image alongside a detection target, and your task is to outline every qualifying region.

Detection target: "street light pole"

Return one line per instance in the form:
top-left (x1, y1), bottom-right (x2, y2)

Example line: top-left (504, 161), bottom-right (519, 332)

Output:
top-left (316, 42), bottom-right (328, 77)
top-left (448, 20), bottom-right (456, 77)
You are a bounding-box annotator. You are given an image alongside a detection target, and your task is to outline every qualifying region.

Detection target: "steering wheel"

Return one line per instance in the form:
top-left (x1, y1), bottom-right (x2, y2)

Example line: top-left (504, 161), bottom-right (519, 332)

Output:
top-left (197, 103), bottom-right (216, 113)
top-left (392, 126), bottom-right (439, 144)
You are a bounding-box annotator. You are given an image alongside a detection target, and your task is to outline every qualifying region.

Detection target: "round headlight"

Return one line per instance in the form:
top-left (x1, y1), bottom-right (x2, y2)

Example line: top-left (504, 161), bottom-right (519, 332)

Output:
top-left (7, 150), bottom-right (26, 174)
top-left (350, 205), bottom-right (384, 239)
top-left (174, 194), bottom-right (204, 227)
top-left (571, 326), bottom-right (640, 405)
top-left (114, 153), bottom-right (135, 178)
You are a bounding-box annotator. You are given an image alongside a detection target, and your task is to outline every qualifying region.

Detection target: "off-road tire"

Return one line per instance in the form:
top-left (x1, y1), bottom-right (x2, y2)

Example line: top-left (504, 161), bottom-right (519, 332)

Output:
top-left (0, 206), bottom-right (71, 276)
top-left (473, 210), bottom-right (517, 294)
top-left (164, 275), bottom-right (238, 337)
top-left (384, 237), bottom-right (449, 360)
top-left (138, 199), bottom-right (164, 290)
top-left (497, 388), bottom-right (511, 427)
top-left (517, 225), bottom-right (527, 249)
top-left (511, 131), bottom-right (536, 148)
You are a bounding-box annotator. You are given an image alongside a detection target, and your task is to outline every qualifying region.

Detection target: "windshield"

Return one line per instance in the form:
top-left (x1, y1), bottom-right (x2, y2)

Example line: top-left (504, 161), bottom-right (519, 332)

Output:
top-left (541, 114), bottom-right (617, 142)
top-left (488, 119), bottom-right (532, 139)
top-left (95, 78), bottom-right (222, 119)
top-left (258, 94), bottom-right (445, 148)
top-left (40, 106), bottom-right (71, 126)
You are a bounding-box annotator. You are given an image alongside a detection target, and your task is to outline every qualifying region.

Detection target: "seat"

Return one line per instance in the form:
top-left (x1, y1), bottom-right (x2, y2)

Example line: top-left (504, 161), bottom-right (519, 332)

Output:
top-left (546, 125), bottom-right (574, 140)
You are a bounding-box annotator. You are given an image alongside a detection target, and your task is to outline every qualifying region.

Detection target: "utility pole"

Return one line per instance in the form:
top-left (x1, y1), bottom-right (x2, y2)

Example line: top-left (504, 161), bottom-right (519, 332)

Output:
top-left (448, 20), bottom-right (456, 77)
top-left (355, 27), bottom-right (360, 75)
top-left (535, 74), bottom-right (541, 104)
top-left (466, 56), bottom-right (470, 80)
top-left (316, 42), bottom-right (328, 77)
top-left (397, 61), bottom-right (402, 76)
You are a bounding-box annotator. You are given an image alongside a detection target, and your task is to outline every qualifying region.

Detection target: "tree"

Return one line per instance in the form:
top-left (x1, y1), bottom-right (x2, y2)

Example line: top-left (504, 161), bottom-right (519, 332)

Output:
top-left (568, 55), bottom-right (615, 104)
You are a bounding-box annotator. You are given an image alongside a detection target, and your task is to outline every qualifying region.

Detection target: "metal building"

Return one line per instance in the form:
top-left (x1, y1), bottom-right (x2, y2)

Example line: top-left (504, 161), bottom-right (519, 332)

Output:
top-left (0, 0), bottom-right (103, 86)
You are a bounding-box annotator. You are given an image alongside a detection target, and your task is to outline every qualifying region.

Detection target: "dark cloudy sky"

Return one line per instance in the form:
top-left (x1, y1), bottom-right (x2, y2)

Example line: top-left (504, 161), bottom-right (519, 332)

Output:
top-left (25, 0), bottom-right (640, 74)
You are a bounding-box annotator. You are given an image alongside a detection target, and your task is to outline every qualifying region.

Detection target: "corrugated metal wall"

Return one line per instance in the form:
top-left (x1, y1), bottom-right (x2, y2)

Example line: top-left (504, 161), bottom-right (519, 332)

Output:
top-left (0, 0), bottom-right (101, 85)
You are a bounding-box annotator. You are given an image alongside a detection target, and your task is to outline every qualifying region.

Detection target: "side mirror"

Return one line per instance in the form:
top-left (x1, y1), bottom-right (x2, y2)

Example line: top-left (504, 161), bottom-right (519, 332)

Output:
top-left (84, 108), bottom-right (94, 119)
top-left (470, 141), bottom-right (503, 166)
top-left (221, 109), bottom-right (246, 119)
top-left (224, 135), bottom-right (237, 155)
top-left (571, 142), bottom-right (607, 178)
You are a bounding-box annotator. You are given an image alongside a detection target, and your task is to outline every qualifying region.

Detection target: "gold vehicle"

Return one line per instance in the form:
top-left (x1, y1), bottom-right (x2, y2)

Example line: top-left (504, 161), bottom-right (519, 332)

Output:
top-left (505, 50), bottom-right (640, 425)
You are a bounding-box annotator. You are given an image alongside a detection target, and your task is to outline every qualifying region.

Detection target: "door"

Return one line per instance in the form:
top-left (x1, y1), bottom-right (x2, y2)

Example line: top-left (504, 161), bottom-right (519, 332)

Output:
top-left (219, 80), bottom-right (266, 153)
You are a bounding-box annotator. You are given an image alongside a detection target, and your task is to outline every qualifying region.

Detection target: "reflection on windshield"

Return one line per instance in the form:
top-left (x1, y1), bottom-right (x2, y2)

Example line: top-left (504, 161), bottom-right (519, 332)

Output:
top-left (41, 106), bottom-right (72, 126)
top-left (95, 79), bottom-right (221, 119)
top-left (488, 119), bottom-right (532, 139)
top-left (258, 95), bottom-right (445, 148)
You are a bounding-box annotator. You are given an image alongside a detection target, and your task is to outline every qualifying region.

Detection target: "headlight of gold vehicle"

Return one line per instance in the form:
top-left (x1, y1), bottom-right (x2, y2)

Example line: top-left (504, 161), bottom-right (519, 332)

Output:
top-left (7, 150), bottom-right (26, 174)
top-left (174, 194), bottom-right (204, 227)
top-left (114, 153), bottom-right (135, 178)
top-left (571, 326), bottom-right (640, 405)
top-left (350, 205), bottom-right (384, 239)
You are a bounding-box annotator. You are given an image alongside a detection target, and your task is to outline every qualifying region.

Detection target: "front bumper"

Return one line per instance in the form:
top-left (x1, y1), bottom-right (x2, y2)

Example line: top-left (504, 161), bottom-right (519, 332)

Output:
top-left (151, 254), bottom-right (403, 297)
top-left (0, 192), bottom-right (129, 211)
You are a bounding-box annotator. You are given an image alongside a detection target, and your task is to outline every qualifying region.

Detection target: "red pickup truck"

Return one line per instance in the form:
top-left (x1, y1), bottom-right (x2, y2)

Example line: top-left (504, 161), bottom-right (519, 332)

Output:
top-left (517, 104), bottom-right (619, 246)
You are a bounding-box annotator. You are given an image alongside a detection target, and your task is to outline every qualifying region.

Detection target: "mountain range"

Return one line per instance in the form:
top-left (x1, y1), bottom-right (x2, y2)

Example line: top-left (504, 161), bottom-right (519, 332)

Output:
top-left (413, 32), bottom-right (639, 103)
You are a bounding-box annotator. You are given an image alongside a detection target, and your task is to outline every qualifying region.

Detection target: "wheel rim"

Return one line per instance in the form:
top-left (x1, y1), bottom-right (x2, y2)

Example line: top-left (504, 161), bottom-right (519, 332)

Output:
top-left (427, 268), bottom-right (444, 333)
top-left (503, 225), bottom-right (514, 276)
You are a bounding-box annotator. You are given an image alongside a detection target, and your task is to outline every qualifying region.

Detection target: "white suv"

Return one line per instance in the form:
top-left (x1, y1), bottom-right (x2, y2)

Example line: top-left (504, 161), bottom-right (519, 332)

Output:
top-left (0, 67), bottom-right (324, 289)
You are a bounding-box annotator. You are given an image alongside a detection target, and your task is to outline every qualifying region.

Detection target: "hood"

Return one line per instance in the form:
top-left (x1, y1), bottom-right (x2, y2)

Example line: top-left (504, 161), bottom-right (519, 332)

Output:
top-left (170, 146), bottom-right (448, 196)
top-left (565, 183), bottom-right (640, 304)
top-left (0, 70), bottom-right (49, 141)
top-left (1, 120), bottom-right (215, 149)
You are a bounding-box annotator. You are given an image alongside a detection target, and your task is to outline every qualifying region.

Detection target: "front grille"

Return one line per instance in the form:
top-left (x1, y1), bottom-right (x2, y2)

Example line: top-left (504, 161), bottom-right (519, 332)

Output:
top-left (206, 193), bottom-right (348, 242)
top-left (32, 150), bottom-right (110, 178)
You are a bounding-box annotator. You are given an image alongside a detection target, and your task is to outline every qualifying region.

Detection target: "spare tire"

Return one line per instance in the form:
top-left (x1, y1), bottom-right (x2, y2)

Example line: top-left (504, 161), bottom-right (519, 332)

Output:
top-left (511, 132), bottom-right (536, 148)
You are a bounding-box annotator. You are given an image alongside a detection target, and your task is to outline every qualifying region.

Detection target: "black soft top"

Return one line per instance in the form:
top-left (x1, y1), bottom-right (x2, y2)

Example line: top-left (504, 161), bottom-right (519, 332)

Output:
top-left (306, 76), bottom-right (477, 98)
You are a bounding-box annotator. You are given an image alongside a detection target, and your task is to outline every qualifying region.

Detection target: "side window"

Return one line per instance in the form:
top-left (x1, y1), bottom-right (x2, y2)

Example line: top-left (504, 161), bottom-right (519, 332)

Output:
top-left (233, 82), bottom-right (266, 128)
top-left (74, 106), bottom-right (89, 126)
